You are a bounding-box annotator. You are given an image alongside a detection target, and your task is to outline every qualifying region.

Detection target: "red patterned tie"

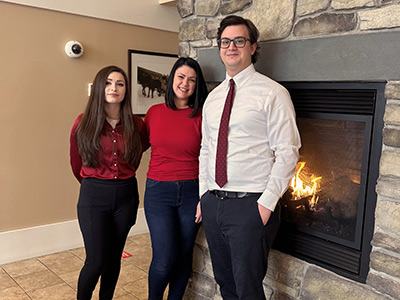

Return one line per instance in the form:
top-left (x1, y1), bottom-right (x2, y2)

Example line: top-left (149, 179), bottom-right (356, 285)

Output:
top-left (215, 79), bottom-right (235, 188)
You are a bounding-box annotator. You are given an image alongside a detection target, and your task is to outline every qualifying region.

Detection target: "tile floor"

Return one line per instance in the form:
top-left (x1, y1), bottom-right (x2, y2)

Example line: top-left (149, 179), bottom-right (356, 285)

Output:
top-left (0, 233), bottom-right (158, 300)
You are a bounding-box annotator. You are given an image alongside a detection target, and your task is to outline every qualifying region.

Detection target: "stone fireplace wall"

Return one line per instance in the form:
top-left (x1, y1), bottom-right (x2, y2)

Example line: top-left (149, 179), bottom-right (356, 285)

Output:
top-left (176, 1), bottom-right (400, 299)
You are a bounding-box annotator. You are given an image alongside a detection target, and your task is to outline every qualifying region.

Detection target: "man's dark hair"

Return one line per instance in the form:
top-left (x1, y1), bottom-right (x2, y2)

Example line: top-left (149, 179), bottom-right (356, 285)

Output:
top-left (217, 15), bottom-right (260, 64)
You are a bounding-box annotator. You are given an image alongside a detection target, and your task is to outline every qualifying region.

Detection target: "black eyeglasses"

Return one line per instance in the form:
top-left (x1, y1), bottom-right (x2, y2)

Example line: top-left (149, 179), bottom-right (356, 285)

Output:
top-left (217, 37), bottom-right (249, 49)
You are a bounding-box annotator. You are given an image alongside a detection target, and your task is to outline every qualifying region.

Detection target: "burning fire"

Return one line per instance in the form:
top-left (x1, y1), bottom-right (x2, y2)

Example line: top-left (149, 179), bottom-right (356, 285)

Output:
top-left (290, 162), bottom-right (322, 210)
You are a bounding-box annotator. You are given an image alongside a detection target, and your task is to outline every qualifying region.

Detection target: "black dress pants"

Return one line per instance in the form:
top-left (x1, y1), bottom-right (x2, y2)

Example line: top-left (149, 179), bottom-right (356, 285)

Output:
top-left (201, 191), bottom-right (280, 300)
top-left (77, 177), bottom-right (139, 300)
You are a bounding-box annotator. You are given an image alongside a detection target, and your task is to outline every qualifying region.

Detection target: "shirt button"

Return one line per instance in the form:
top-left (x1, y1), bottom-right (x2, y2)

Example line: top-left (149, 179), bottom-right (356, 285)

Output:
top-left (114, 163), bottom-right (117, 166)
top-left (112, 131), bottom-right (115, 134)
top-left (114, 152), bottom-right (116, 155)
top-left (114, 176), bottom-right (117, 179)
top-left (113, 140), bottom-right (116, 143)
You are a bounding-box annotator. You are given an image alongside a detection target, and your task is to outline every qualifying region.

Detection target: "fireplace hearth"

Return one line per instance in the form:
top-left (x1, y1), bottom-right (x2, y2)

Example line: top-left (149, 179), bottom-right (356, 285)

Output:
top-left (273, 81), bottom-right (386, 282)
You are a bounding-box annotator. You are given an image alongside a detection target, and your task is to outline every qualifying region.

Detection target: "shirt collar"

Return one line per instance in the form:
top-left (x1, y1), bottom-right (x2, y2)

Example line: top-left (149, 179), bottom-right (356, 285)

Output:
top-left (225, 64), bottom-right (255, 90)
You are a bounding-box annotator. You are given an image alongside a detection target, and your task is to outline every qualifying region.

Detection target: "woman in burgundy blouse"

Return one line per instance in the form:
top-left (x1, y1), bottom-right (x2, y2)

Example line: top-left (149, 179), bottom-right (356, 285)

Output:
top-left (144, 57), bottom-right (208, 299)
top-left (70, 66), bottom-right (146, 300)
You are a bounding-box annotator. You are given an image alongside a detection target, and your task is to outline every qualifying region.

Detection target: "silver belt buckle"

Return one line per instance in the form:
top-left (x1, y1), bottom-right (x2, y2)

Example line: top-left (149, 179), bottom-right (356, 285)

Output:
top-left (220, 191), bottom-right (229, 199)
top-left (213, 190), bottom-right (227, 199)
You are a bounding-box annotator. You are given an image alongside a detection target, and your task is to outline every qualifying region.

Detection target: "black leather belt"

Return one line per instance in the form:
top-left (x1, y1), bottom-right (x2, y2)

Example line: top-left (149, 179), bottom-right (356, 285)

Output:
top-left (210, 190), bottom-right (261, 199)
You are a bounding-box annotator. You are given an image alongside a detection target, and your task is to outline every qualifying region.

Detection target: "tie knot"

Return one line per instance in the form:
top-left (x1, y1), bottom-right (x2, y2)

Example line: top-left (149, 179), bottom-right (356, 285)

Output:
top-left (229, 78), bottom-right (235, 88)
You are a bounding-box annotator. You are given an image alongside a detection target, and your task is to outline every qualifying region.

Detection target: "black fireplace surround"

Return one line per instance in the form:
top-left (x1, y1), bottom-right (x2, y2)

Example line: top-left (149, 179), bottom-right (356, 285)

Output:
top-left (273, 81), bottom-right (386, 283)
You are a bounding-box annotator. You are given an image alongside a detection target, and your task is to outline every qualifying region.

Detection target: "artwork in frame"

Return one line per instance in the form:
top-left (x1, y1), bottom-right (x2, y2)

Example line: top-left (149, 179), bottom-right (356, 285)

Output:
top-left (129, 50), bottom-right (178, 116)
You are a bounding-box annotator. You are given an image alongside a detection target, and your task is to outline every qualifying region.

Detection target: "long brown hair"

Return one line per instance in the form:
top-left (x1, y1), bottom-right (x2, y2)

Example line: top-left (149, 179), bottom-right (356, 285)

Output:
top-left (75, 66), bottom-right (142, 167)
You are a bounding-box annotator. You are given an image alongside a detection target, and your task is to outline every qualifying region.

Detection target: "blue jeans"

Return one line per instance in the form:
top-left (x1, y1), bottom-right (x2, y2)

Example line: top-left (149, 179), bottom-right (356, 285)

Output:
top-left (144, 178), bottom-right (200, 300)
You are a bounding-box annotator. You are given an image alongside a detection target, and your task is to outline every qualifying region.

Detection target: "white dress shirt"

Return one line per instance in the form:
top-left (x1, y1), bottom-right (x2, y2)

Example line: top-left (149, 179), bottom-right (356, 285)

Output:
top-left (199, 64), bottom-right (301, 211)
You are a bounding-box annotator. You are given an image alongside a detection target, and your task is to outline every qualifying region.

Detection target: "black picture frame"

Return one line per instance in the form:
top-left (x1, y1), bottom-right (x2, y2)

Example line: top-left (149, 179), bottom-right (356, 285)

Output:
top-left (128, 50), bottom-right (178, 116)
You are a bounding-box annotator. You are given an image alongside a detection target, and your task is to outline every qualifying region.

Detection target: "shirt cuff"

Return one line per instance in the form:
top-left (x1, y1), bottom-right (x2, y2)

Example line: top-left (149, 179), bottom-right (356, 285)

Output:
top-left (257, 189), bottom-right (281, 212)
top-left (199, 182), bottom-right (208, 197)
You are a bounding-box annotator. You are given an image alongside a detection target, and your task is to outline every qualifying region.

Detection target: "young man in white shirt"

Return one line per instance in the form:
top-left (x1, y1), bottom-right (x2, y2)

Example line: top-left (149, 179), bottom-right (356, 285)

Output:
top-left (199, 15), bottom-right (301, 299)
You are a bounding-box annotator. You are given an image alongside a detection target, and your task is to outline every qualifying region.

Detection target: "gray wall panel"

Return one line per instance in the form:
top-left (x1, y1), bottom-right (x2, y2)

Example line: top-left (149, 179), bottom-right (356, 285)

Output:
top-left (198, 31), bottom-right (400, 82)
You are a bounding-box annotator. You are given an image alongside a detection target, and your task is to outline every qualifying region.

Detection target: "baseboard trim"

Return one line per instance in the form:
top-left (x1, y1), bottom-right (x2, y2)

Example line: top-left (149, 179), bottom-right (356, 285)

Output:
top-left (0, 208), bottom-right (148, 265)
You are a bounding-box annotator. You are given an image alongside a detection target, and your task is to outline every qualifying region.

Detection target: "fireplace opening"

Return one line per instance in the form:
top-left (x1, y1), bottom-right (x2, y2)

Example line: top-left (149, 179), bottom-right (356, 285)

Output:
top-left (283, 116), bottom-right (369, 246)
top-left (273, 81), bottom-right (386, 282)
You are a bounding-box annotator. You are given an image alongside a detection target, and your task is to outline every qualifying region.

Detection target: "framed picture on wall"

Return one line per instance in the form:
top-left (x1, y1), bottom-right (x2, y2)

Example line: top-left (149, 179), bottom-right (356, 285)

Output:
top-left (129, 50), bottom-right (178, 116)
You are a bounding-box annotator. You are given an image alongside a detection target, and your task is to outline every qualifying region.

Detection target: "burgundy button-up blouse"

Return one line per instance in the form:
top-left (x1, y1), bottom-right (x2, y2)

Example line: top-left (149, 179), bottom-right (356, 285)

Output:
top-left (70, 114), bottom-right (148, 183)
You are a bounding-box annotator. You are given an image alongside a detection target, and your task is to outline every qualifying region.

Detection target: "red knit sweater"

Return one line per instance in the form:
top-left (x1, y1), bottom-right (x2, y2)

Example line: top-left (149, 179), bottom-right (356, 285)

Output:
top-left (145, 103), bottom-right (202, 181)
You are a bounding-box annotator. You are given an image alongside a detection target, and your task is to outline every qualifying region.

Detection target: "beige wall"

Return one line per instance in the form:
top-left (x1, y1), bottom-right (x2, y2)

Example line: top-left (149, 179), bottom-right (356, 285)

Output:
top-left (0, 2), bottom-right (178, 232)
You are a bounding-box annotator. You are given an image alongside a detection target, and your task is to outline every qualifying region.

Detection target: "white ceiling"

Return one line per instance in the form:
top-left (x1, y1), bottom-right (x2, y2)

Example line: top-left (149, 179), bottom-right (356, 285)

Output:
top-left (1, 0), bottom-right (180, 32)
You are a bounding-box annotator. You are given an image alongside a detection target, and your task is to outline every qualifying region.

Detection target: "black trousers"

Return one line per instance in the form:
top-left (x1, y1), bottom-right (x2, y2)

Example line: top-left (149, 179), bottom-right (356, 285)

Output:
top-left (201, 191), bottom-right (280, 300)
top-left (77, 177), bottom-right (139, 300)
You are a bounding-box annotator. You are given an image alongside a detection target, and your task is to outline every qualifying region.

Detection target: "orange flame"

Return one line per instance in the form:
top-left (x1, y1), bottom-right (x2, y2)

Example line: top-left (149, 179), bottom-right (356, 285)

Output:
top-left (290, 162), bottom-right (322, 209)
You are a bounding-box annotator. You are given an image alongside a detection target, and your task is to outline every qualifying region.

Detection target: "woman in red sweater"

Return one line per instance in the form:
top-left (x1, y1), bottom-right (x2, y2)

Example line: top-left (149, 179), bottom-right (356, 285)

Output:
top-left (144, 57), bottom-right (208, 299)
top-left (70, 66), bottom-right (146, 300)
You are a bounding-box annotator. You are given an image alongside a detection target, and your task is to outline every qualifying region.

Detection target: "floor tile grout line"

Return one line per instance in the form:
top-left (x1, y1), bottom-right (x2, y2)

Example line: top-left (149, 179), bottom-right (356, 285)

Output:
top-left (1, 264), bottom-right (34, 299)
top-left (37, 256), bottom-right (79, 293)
top-left (3, 256), bottom-right (79, 298)
top-left (1, 233), bottom-right (151, 300)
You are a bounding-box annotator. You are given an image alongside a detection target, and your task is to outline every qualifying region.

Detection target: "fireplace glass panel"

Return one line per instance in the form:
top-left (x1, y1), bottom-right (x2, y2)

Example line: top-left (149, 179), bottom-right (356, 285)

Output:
top-left (281, 114), bottom-right (371, 248)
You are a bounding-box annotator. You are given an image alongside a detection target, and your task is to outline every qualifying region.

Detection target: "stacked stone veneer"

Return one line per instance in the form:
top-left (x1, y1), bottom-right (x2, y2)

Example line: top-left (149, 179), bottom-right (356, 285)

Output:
top-left (177, 1), bottom-right (400, 299)
top-left (178, 0), bottom-right (400, 58)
